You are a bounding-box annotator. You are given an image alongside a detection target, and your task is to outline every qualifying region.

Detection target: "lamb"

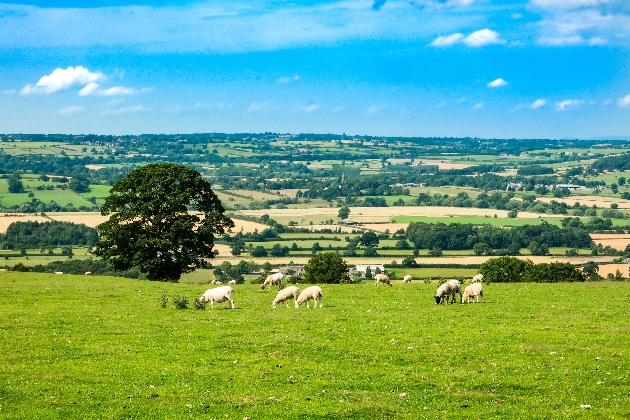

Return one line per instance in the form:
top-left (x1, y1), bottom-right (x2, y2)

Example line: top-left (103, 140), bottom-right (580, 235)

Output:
top-left (462, 282), bottom-right (483, 304)
top-left (227, 280), bottom-right (236, 285)
top-left (261, 272), bottom-right (284, 290)
top-left (402, 275), bottom-right (412, 284)
top-left (374, 273), bottom-right (392, 287)
top-left (470, 274), bottom-right (483, 283)
top-left (199, 286), bottom-right (235, 310)
top-left (296, 286), bottom-right (323, 308)
top-left (435, 279), bottom-right (461, 305)
top-left (272, 286), bottom-right (301, 308)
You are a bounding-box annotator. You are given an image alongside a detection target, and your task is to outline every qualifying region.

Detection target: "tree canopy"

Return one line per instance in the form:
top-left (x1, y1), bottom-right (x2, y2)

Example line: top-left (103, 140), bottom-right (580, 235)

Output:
top-left (94, 163), bottom-right (233, 281)
top-left (303, 252), bottom-right (350, 284)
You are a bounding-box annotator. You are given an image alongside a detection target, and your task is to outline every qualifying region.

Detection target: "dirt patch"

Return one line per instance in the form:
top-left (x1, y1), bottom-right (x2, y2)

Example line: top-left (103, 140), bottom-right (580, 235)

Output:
top-left (230, 218), bottom-right (269, 233)
top-left (361, 223), bottom-right (409, 233)
top-left (47, 213), bottom-right (109, 227)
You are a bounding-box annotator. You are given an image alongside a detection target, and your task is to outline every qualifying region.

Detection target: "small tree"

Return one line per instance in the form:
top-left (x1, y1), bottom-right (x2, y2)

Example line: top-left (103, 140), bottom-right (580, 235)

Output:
top-left (7, 172), bottom-right (24, 194)
top-left (303, 252), bottom-right (350, 284)
top-left (338, 206), bottom-right (350, 220)
top-left (359, 231), bottom-right (379, 248)
top-left (363, 245), bottom-right (378, 257)
top-left (479, 256), bottom-right (533, 283)
top-left (251, 246), bottom-right (268, 258)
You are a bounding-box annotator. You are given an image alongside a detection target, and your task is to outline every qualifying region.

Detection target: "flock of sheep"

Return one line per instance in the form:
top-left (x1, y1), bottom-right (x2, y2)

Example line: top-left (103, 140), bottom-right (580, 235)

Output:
top-left (197, 272), bottom-right (484, 310)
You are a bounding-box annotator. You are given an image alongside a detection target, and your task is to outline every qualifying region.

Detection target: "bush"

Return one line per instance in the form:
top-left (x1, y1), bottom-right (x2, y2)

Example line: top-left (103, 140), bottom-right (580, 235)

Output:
top-left (173, 295), bottom-right (189, 309)
top-left (9, 262), bottom-right (32, 272)
top-left (193, 298), bottom-right (206, 310)
top-left (158, 291), bottom-right (169, 308)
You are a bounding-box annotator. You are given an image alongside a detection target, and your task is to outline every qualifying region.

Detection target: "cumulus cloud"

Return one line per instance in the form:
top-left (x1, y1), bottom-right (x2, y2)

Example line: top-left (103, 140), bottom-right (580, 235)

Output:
top-left (619, 95), bottom-right (630, 106)
top-left (555, 99), bottom-right (583, 110)
top-left (21, 66), bottom-right (104, 95)
top-left (487, 78), bottom-right (508, 87)
top-left (57, 105), bottom-right (83, 115)
top-left (464, 29), bottom-right (503, 46)
top-left (531, 98), bottom-right (547, 109)
top-left (431, 33), bottom-right (464, 46)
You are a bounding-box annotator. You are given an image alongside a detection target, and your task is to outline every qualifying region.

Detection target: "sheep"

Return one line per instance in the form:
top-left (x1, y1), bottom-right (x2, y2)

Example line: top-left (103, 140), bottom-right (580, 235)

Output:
top-left (210, 279), bottom-right (222, 285)
top-left (296, 286), bottom-right (323, 308)
top-left (272, 286), bottom-right (301, 308)
top-left (374, 273), bottom-right (392, 287)
top-left (470, 274), bottom-right (483, 283)
top-left (402, 275), bottom-right (412, 284)
top-left (227, 279), bottom-right (236, 285)
top-left (199, 286), bottom-right (235, 310)
top-left (54, 271), bottom-right (63, 275)
top-left (462, 282), bottom-right (483, 304)
top-left (84, 271), bottom-right (92, 276)
top-left (261, 272), bottom-right (284, 290)
top-left (435, 279), bottom-right (461, 305)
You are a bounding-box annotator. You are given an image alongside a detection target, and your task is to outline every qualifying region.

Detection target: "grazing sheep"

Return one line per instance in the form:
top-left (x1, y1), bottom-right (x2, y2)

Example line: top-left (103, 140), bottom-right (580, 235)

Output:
top-left (54, 271), bottom-right (63, 275)
top-left (210, 279), bottom-right (222, 285)
top-left (227, 280), bottom-right (236, 285)
top-left (374, 273), bottom-right (392, 287)
top-left (435, 280), bottom-right (461, 305)
top-left (261, 272), bottom-right (284, 290)
top-left (272, 286), bottom-right (301, 308)
top-left (84, 271), bottom-right (92, 276)
top-left (470, 274), bottom-right (483, 283)
top-left (462, 282), bottom-right (483, 304)
top-left (402, 275), bottom-right (412, 284)
top-left (199, 286), bottom-right (235, 310)
top-left (296, 286), bottom-right (323, 308)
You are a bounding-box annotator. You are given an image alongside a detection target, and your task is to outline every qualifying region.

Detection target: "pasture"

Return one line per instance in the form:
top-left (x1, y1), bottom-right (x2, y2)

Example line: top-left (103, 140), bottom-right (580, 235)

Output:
top-left (1, 273), bottom-right (629, 419)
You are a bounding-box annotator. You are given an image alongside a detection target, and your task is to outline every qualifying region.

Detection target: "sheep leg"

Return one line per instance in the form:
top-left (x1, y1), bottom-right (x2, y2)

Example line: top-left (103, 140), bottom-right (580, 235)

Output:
top-left (228, 298), bottom-right (234, 309)
top-left (319, 296), bottom-right (323, 308)
top-left (306, 300), bottom-right (310, 309)
top-left (210, 300), bottom-right (214, 310)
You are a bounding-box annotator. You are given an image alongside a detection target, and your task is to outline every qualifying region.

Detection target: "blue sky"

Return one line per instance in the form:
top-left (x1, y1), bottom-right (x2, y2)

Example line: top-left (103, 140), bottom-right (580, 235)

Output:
top-left (1, 0), bottom-right (629, 139)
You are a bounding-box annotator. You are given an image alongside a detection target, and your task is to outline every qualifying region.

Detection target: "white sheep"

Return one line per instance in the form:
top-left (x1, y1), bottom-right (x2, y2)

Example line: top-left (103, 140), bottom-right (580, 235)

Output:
top-left (54, 271), bottom-right (63, 275)
top-left (462, 282), bottom-right (483, 304)
top-left (374, 273), bottom-right (392, 287)
top-left (296, 286), bottom-right (323, 308)
top-left (435, 280), bottom-right (461, 305)
top-left (261, 272), bottom-right (284, 290)
top-left (227, 280), bottom-right (236, 285)
top-left (199, 286), bottom-right (235, 310)
top-left (84, 271), bottom-right (92, 276)
top-left (272, 286), bottom-right (301, 308)
top-left (470, 274), bottom-right (483, 283)
top-left (210, 279), bottom-right (222, 285)
top-left (402, 275), bottom-right (412, 284)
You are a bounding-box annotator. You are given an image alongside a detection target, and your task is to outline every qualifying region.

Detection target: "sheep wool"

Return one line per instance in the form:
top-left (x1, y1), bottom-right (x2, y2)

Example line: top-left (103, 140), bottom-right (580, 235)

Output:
top-left (199, 286), bottom-right (235, 310)
top-left (462, 282), bottom-right (483, 304)
top-left (296, 286), bottom-right (323, 308)
top-left (272, 286), bottom-right (301, 308)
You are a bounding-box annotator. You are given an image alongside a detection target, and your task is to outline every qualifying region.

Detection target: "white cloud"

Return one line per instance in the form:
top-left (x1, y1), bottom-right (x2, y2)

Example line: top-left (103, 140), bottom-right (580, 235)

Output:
top-left (278, 75), bottom-right (300, 83)
top-left (303, 104), bottom-right (319, 113)
top-left (464, 29), bottom-right (503, 47)
top-left (430, 33), bottom-right (463, 47)
top-left (247, 102), bottom-right (270, 112)
top-left (487, 78), bottom-right (508, 87)
top-left (474, 102), bottom-right (484, 109)
top-left (530, 0), bottom-right (611, 10)
top-left (103, 105), bottom-right (147, 115)
top-left (21, 66), bottom-right (104, 95)
top-left (535, 8), bottom-right (630, 46)
top-left (555, 99), bottom-right (583, 110)
top-left (57, 105), bottom-right (83, 115)
top-left (79, 83), bottom-right (139, 96)
top-left (619, 95), bottom-right (630, 107)
top-left (531, 98), bottom-right (547, 109)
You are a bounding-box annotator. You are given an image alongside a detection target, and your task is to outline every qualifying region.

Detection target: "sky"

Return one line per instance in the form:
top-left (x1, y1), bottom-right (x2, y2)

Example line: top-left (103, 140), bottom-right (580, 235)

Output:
top-left (0, 0), bottom-right (629, 139)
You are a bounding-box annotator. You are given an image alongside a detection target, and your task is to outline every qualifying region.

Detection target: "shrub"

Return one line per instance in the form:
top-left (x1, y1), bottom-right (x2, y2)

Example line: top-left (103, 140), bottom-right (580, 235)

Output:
top-left (173, 295), bottom-right (189, 309)
top-left (9, 262), bottom-right (32, 272)
top-left (158, 291), bottom-right (169, 308)
top-left (193, 298), bottom-right (206, 310)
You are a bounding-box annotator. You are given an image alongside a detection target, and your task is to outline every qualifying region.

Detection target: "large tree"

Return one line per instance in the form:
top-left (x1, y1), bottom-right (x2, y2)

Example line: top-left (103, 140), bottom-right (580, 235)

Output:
top-left (303, 252), bottom-right (350, 284)
top-left (94, 163), bottom-right (233, 281)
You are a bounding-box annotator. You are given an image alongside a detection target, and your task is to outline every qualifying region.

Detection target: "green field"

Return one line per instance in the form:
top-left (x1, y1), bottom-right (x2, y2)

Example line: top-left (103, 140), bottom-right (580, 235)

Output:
top-left (1, 273), bottom-right (629, 418)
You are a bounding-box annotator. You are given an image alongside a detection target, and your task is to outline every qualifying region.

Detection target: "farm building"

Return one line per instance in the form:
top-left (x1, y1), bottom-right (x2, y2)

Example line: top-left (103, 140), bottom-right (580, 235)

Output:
top-left (352, 264), bottom-right (385, 276)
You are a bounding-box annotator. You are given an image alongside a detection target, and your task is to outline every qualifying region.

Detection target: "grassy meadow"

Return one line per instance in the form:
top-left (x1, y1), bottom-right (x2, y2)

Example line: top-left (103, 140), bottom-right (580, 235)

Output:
top-left (1, 273), bottom-right (629, 419)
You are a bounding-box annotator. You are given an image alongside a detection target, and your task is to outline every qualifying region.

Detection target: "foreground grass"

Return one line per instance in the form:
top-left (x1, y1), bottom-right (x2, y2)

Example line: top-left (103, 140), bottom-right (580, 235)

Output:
top-left (1, 274), bottom-right (629, 419)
